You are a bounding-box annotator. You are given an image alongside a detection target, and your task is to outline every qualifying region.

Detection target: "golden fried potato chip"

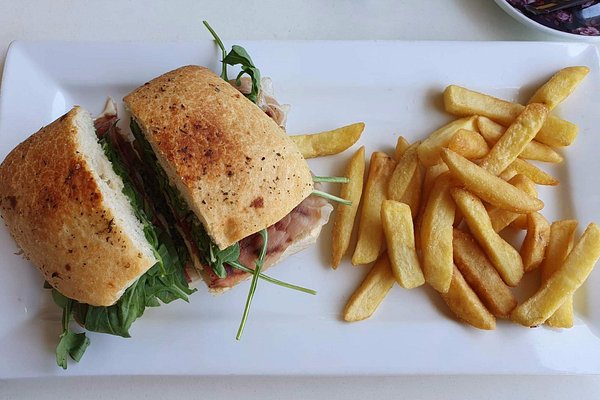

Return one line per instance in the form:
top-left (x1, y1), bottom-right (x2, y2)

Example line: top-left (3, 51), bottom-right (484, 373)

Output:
top-left (388, 143), bottom-right (419, 203)
top-left (479, 103), bottom-right (548, 176)
top-left (477, 116), bottom-right (562, 163)
top-left (453, 229), bottom-right (517, 318)
top-left (399, 163), bottom-right (422, 218)
top-left (443, 85), bottom-right (577, 147)
top-left (417, 116), bottom-right (477, 167)
top-left (394, 136), bottom-right (410, 161)
top-left (352, 152), bottom-right (396, 265)
top-left (421, 173), bottom-right (455, 293)
top-left (506, 158), bottom-right (559, 186)
top-left (520, 212), bottom-right (551, 272)
top-left (343, 253), bottom-right (395, 322)
top-left (332, 146), bottom-right (366, 268)
top-left (441, 148), bottom-right (543, 213)
top-left (415, 163), bottom-right (449, 253)
top-left (451, 188), bottom-right (524, 287)
top-left (529, 66), bottom-right (590, 110)
top-left (541, 220), bottom-right (578, 328)
top-left (440, 265), bottom-right (496, 330)
top-left (447, 128), bottom-right (489, 159)
top-left (291, 122), bottom-right (364, 158)
top-left (488, 174), bottom-right (537, 233)
top-left (512, 223), bottom-right (600, 327)
top-left (381, 200), bottom-right (424, 289)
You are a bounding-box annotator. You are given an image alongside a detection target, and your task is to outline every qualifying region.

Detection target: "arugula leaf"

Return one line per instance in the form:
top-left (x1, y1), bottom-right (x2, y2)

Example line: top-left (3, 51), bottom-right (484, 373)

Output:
top-left (203, 21), bottom-right (261, 104)
top-left (190, 220), bottom-right (240, 278)
top-left (51, 288), bottom-right (70, 309)
top-left (311, 189), bottom-right (352, 206)
top-left (80, 280), bottom-right (144, 337)
top-left (312, 176), bottom-right (350, 184)
top-left (202, 20), bottom-right (228, 81)
top-left (222, 46), bottom-right (262, 104)
top-left (212, 243), bottom-right (241, 278)
top-left (56, 330), bottom-right (89, 368)
top-left (54, 294), bottom-right (90, 369)
top-left (228, 260), bottom-right (317, 295)
top-left (236, 229), bottom-right (268, 340)
top-left (130, 121), bottom-right (190, 216)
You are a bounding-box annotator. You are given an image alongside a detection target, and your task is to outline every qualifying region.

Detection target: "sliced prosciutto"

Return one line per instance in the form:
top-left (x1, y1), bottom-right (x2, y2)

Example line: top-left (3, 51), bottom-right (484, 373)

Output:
top-left (200, 194), bottom-right (332, 289)
top-left (231, 77), bottom-right (290, 129)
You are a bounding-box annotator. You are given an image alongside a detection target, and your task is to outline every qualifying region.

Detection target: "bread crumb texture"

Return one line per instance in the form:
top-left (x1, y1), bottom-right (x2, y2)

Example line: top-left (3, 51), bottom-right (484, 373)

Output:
top-left (0, 108), bottom-right (156, 306)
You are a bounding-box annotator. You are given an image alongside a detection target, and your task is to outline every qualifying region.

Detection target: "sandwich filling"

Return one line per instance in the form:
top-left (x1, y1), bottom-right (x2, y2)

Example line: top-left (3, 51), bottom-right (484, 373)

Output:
top-left (38, 106), bottom-right (196, 369)
top-left (55, 111), bottom-right (194, 338)
top-left (128, 120), bottom-right (332, 290)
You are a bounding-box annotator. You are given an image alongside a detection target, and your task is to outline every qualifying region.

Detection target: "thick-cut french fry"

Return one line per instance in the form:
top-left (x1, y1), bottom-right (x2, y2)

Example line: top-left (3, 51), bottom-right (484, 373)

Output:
top-left (499, 167), bottom-right (544, 231)
top-left (343, 253), bottom-right (395, 322)
top-left (352, 152), bottom-right (396, 265)
top-left (399, 164), bottom-right (422, 218)
top-left (381, 200), bottom-right (424, 289)
top-left (390, 140), bottom-right (423, 217)
top-left (447, 128), bottom-right (490, 159)
top-left (512, 223), bottom-right (600, 327)
top-left (417, 116), bottom-right (477, 167)
top-left (332, 146), bottom-right (366, 268)
top-left (394, 136), bottom-right (410, 161)
top-left (388, 143), bottom-right (419, 202)
top-left (510, 215), bottom-right (528, 230)
top-left (477, 116), bottom-right (563, 163)
top-left (453, 230), bottom-right (518, 317)
top-left (529, 66), bottom-right (590, 110)
top-left (421, 163), bottom-right (449, 207)
top-left (498, 168), bottom-right (516, 182)
top-left (488, 174), bottom-right (537, 232)
top-left (513, 218), bottom-right (529, 230)
top-left (415, 163), bottom-right (448, 253)
top-left (443, 85), bottom-right (577, 147)
top-left (507, 158), bottom-right (559, 186)
top-left (479, 103), bottom-right (548, 176)
top-left (451, 188), bottom-right (524, 286)
top-left (420, 174), bottom-right (455, 293)
top-left (542, 220), bottom-right (578, 328)
top-left (454, 206), bottom-right (464, 227)
top-left (522, 144), bottom-right (563, 164)
top-left (440, 265), bottom-right (496, 330)
top-left (520, 212), bottom-right (551, 272)
top-left (441, 148), bottom-right (544, 213)
top-left (291, 122), bottom-right (365, 158)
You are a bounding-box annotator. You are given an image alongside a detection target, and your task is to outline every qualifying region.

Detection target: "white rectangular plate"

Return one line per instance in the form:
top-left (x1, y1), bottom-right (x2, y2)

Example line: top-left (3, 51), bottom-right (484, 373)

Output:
top-left (1, 41), bottom-right (600, 378)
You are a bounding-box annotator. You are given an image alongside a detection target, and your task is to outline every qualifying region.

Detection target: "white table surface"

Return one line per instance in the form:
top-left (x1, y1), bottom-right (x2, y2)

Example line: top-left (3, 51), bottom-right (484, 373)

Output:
top-left (1, 1), bottom-right (599, 398)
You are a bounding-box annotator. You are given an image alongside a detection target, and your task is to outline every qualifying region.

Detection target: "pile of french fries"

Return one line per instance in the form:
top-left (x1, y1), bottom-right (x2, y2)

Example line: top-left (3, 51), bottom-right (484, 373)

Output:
top-left (331, 66), bottom-right (600, 329)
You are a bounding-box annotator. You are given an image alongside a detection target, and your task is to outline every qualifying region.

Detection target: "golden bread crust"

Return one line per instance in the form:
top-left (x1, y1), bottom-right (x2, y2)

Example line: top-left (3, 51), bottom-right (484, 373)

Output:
top-left (124, 66), bottom-right (313, 249)
top-left (0, 108), bottom-right (156, 306)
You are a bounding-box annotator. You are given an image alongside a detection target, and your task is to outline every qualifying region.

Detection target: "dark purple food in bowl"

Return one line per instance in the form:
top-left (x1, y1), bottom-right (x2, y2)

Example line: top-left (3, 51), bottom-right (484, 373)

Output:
top-left (507, 0), bottom-right (600, 36)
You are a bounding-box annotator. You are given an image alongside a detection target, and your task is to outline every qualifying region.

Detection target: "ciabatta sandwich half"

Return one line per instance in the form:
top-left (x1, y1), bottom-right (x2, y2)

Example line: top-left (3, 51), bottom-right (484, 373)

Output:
top-left (124, 66), bottom-right (332, 292)
top-left (0, 105), bottom-right (194, 367)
